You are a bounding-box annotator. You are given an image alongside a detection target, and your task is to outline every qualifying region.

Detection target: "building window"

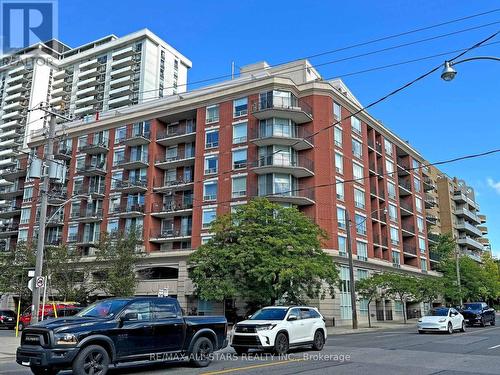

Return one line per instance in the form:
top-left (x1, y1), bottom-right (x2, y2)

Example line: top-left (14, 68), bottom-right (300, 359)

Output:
top-left (392, 251), bottom-right (401, 267)
top-left (73, 177), bottom-right (84, 194)
top-left (417, 217), bottom-right (424, 233)
top-left (20, 208), bottom-right (31, 224)
top-left (388, 204), bottom-right (398, 223)
top-left (206, 105), bottom-right (219, 124)
top-left (421, 258), bottom-right (427, 272)
top-left (233, 97), bottom-right (248, 117)
top-left (23, 187), bottom-right (33, 203)
top-left (338, 235), bottom-right (347, 256)
top-left (354, 188), bottom-right (365, 209)
top-left (336, 179), bottom-right (344, 200)
top-left (335, 153), bottom-right (343, 174)
top-left (232, 176), bottom-right (246, 198)
top-left (68, 224), bottom-right (78, 242)
top-left (384, 138), bottom-right (393, 157)
top-left (233, 121), bottom-right (247, 144)
top-left (204, 155), bottom-right (218, 175)
top-left (357, 241), bottom-right (368, 261)
top-left (414, 177), bottom-right (421, 193)
top-left (353, 163), bottom-right (364, 183)
top-left (334, 127), bottom-right (342, 148)
top-left (340, 266), bottom-right (352, 319)
top-left (76, 155), bottom-right (85, 171)
top-left (352, 139), bottom-right (362, 159)
top-left (232, 149), bottom-right (247, 169)
top-left (355, 214), bottom-right (367, 235)
top-left (113, 149), bottom-right (125, 166)
top-left (18, 229), bottom-right (28, 242)
top-left (419, 237), bottom-right (426, 253)
top-left (386, 160), bottom-right (395, 177)
top-left (394, 301), bottom-right (404, 314)
top-left (390, 226), bottom-right (400, 246)
top-left (412, 159), bottom-right (420, 170)
top-left (333, 102), bottom-right (341, 120)
top-left (107, 219), bottom-right (119, 234)
top-left (201, 236), bottom-right (213, 245)
top-left (77, 135), bottom-right (87, 150)
top-left (111, 171), bottom-right (122, 189)
top-left (351, 116), bottom-right (362, 135)
top-left (205, 129), bottom-right (219, 149)
top-left (415, 197), bottom-right (423, 213)
top-left (387, 181), bottom-right (396, 199)
top-left (203, 180), bottom-right (217, 201)
top-left (337, 207), bottom-right (346, 229)
top-left (202, 207), bottom-right (216, 229)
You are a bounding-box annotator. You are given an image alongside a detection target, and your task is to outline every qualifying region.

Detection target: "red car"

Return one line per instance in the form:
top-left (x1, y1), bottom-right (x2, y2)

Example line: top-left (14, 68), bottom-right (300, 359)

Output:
top-left (18, 303), bottom-right (80, 331)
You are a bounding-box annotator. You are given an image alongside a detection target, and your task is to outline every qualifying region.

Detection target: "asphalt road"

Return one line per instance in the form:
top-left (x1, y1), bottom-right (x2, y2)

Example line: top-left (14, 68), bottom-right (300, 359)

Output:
top-left (2, 321), bottom-right (500, 374)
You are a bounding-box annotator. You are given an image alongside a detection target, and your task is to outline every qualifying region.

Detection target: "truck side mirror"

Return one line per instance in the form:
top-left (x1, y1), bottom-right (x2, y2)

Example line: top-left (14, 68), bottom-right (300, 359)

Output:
top-left (120, 311), bottom-right (138, 324)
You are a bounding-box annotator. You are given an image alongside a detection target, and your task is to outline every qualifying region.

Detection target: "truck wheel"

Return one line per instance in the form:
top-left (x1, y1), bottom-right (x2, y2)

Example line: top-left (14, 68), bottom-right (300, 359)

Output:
top-left (274, 332), bottom-right (289, 355)
top-left (491, 319), bottom-right (496, 326)
top-left (312, 330), bottom-right (325, 351)
top-left (234, 347), bottom-right (248, 355)
top-left (190, 337), bottom-right (214, 368)
top-left (72, 344), bottom-right (109, 375)
top-left (480, 318), bottom-right (486, 327)
top-left (30, 366), bottom-right (59, 375)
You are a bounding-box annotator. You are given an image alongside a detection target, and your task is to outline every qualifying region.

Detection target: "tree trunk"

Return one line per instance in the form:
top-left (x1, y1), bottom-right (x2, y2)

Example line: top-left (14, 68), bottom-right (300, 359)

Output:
top-left (402, 299), bottom-right (407, 324)
top-left (367, 303), bottom-right (371, 328)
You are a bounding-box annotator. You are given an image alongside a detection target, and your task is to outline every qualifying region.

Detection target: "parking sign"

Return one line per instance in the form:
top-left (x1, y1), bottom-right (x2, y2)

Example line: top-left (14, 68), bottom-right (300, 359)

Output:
top-left (0, 0), bottom-right (58, 53)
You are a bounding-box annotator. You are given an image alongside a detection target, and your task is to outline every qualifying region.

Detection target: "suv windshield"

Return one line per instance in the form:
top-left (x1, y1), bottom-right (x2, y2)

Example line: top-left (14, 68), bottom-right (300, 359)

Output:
top-left (430, 308), bottom-right (449, 316)
top-left (464, 303), bottom-right (482, 310)
top-left (77, 300), bottom-right (129, 318)
top-left (250, 308), bottom-right (287, 321)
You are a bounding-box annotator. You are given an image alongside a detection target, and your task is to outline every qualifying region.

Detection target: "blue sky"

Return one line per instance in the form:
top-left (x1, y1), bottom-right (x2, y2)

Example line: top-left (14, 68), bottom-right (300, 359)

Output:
top-left (58, 0), bottom-right (500, 255)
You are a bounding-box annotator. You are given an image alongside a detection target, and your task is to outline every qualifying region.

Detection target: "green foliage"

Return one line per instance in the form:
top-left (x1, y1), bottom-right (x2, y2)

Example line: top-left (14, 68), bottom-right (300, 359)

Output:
top-left (415, 276), bottom-right (442, 312)
top-left (430, 233), bottom-right (456, 264)
top-left (356, 274), bottom-right (385, 327)
top-left (376, 273), bottom-right (419, 323)
top-left (189, 198), bottom-right (339, 306)
top-left (95, 229), bottom-right (143, 297)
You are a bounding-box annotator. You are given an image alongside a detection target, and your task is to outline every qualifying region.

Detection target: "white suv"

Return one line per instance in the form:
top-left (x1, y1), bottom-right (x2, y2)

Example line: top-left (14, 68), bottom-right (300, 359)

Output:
top-left (230, 306), bottom-right (327, 355)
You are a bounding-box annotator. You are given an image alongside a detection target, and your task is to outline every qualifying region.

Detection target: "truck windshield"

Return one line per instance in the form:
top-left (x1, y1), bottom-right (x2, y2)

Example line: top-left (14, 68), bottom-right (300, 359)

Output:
top-left (250, 308), bottom-right (287, 320)
top-left (464, 303), bottom-right (482, 310)
top-left (77, 300), bottom-right (129, 318)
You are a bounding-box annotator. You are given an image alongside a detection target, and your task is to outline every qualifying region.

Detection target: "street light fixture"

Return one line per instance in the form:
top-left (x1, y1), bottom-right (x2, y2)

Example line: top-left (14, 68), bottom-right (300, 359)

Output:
top-left (440, 57), bottom-right (500, 81)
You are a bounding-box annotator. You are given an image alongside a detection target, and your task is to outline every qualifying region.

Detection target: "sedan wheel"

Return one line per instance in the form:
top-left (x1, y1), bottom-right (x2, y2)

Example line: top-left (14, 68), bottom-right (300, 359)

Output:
top-left (447, 322), bottom-right (453, 334)
top-left (460, 321), bottom-right (466, 332)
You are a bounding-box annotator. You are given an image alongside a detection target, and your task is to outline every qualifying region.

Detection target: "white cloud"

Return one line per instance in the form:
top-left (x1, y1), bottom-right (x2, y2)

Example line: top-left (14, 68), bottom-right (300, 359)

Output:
top-left (487, 178), bottom-right (500, 195)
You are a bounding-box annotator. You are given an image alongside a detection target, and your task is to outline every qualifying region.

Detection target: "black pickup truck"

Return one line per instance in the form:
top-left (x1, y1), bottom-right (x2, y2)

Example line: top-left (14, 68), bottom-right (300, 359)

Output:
top-left (460, 302), bottom-right (496, 327)
top-left (16, 297), bottom-right (227, 375)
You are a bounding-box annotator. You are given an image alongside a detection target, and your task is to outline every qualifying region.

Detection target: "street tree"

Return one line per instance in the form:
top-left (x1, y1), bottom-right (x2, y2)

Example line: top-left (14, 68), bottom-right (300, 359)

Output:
top-left (378, 273), bottom-right (419, 324)
top-left (95, 229), bottom-right (143, 297)
top-left (429, 233), bottom-right (456, 268)
top-left (415, 276), bottom-right (442, 314)
top-left (189, 198), bottom-right (339, 307)
top-left (356, 274), bottom-right (384, 328)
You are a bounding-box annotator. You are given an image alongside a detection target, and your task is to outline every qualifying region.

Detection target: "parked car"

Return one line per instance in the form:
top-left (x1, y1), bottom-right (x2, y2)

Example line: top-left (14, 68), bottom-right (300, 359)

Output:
top-left (230, 306), bottom-right (327, 355)
top-left (460, 302), bottom-right (496, 327)
top-left (16, 297), bottom-right (227, 375)
top-left (18, 303), bottom-right (81, 331)
top-left (0, 309), bottom-right (16, 329)
top-left (417, 307), bottom-right (465, 334)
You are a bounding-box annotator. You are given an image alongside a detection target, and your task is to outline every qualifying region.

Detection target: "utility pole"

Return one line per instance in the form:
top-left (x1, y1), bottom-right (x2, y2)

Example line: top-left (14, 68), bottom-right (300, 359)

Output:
top-left (31, 113), bottom-right (55, 325)
top-left (456, 246), bottom-right (462, 307)
top-left (345, 210), bottom-right (358, 330)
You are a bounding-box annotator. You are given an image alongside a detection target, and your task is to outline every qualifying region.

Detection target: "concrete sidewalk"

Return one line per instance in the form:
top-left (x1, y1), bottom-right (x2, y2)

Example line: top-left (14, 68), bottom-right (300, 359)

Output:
top-left (327, 319), bottom-right (418, 335)
top-left (0, 330), bottom-right (20, 362)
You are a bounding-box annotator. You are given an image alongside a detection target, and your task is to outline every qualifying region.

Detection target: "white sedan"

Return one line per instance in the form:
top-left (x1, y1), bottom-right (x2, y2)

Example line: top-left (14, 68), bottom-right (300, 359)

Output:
top-left (417, 307), bottom-right (465, 334)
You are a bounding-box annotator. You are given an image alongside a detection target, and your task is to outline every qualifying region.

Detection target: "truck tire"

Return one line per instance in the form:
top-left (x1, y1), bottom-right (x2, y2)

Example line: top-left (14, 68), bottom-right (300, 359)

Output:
top-left (72, 344), bottom-right (109, 375)
top-left (190, 337), bottom-right (214, 368)
top-left (30, 366), bottom-right (59, 375)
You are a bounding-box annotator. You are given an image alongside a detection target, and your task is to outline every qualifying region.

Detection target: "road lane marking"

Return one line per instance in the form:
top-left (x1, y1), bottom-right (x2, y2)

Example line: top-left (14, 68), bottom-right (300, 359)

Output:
top-left (488, 344), bottom-right (500, 349)
top-left (201, 358), bottom-right (306, 375)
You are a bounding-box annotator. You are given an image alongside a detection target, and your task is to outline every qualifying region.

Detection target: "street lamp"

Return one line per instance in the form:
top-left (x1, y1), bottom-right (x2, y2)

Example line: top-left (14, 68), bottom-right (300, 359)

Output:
top-left (345, 207), bottom-right (387, 330)
top-left (440, 57), bottom-right (500, 81)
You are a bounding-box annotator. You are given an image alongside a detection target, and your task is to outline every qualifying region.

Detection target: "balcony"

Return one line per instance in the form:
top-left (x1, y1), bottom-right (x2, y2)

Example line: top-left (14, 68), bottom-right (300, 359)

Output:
top-left (425, 195), bottom-right (437, 208)
top-left (0, 119), bottom-right (23, 132)
top-left (456, 220), bottom-right (483, 237)
top-left (250, 126), bottom-right (313, 151)
top-left (151, 201), bottom-right (193, 218)
top-left (154, 177), bottom-right (194, 193)
top-left (478, 214), bottom-right (486, 224)
top-left (74, 105), bottom-right (95, 116)
top-left (80, 163), bottom-right (107, 176)
top-left (76, 235), bottom-right (100, 247)
top-left (399, 201), bottom-right (413, 216)
top-left (0, 223), bottom-right (19, 237)
top-left (258, 186), bottom-right (315, 206)
top-left (111, 55), bottom-right (135, 69)
top-left (110, 65), bottom-right (135, 79)
top-left (112, 46), bottom-right (135, 59)
top-left (76, 86), bottom-right (98, 98)
top-left (0, 205), bottom-right (21, 219)
top-left (46, 216), bottom-right (65, 227)
top-left (398, 180), bottom-right (412, 196)
top-left (0, 184), bottom-right (23, 199)
top-left (80, 139), bottom-right (109, 155)
top-left (115, 204), bottom-right (145, 218)
top-left (108, 95), bottom-right (134, 109)
top-left (423, 177), bottom-right (436, 191)
top-left (3, 165), bottom-right (27, 182)
top-left (429, 251), bottom-right (441, 263)
top-left (457, 236), bottom-right (484, 252)
top-left (74, 208), bottom-right (103, 223)
top-left (54, 145), bottom-right (72, 160)
top-left (79, 58), bottom-right (99, 70)
top-left (149, 228), bottom-right (192, 243)
top-left (478, 225), bottom-right (488, 235)
top-left (156, 123), bottom-right (196, 147)
top-left (114, 178), bottom-right (148, 194)
top-left (155, 152), bottom-right (195, 170)
top-left (121, 129), bottom-right (151, 147)
top-left (78, 67), bottom-right (99, 80)
top-left (47, 189), bottom-right (67, 205)
top-left (117, 155), bottom-right (149, 170)
top-left (87, 186), bottom-right (106, 198)
top-left (253, 155), bottom-right (314, 178)
top-left (44, 237), bottom-right (63, 247)
top-left (463, 250), bottom-right (482, 263)
top-left (396, 158), bottom-right (410, 176)
top-left (401, 224), bottom-right (416, 237)
top-left (455, 208), bottom-right (481, 225)
top-left (9, 66), bottom-right (28, 76)
top-left (75, 95), bottom-right (98, 107)
top-left (403, 245), bottom-right (418, 257)
top-left (250, 95), bottom-right (313, 124)
top-left (76, 76), bottom-right (98, 89)
top-left (110, 75), bottom-right (134, 89)
top-left (367, 139), bottom-right (383, 154)
top-left (426, 214), bottom-right (438, 225)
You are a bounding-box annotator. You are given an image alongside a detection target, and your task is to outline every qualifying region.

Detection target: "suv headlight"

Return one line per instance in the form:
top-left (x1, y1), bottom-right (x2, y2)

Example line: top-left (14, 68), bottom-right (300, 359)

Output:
top-left (55, 333), bottom-right (78, 346)
top-left (438, 318), bottom-right (447, 323)
top-left (256, 324), bottom-right (276, 331)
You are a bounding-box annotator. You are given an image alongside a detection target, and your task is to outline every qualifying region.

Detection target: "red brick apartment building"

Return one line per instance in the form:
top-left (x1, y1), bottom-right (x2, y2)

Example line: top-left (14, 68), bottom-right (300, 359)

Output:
top-left (1, 60), bottom-right (440, 325)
